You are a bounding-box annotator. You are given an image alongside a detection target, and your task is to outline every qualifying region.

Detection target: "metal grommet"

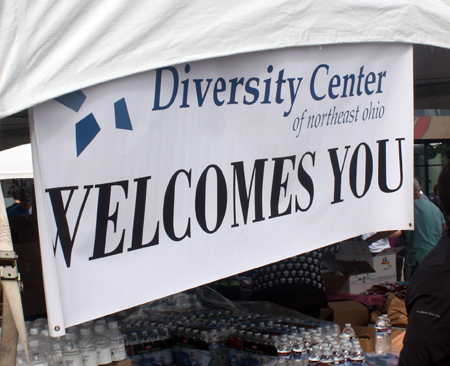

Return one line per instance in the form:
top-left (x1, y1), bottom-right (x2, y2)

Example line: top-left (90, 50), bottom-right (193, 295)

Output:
top-left (54, 326), bottom-right (61, 332)
top-left (409, 223), bottom-right (412, 227)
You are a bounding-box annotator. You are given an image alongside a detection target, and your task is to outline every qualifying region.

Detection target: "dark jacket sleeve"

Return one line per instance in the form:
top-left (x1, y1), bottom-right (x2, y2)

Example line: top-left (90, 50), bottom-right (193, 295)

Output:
top-left (398, 267), bottom-right (450, 365)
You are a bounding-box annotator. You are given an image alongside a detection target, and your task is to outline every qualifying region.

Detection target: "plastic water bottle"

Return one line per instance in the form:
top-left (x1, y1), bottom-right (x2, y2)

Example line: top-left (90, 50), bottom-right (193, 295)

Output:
top-left (341, 324), bottom-right (355, 343)
top-left (292, 336), bottom-right (308, 366)
top-left (332, 324), bottom-right (341, 335)
top-left (39, 330), bottom-right (52, 348)
top-left (303, 334), bottom-right (313, 353)
top-left (323, 336), bottom-right (333, 349)
top-left (93, 324), bottom-right (113, 366)
top-left (79, 328), bottom-right (99, 366)
top-left (319, 346), bottom-right (334, 364)
top-left (341, 342), bottom-right (352, 365)
top-left (349, 341), bottom-right (365, 365)
top-left (332, 344), bottom-right (345, 365)
top-left (68, 327), bottom-right (81, 340)
top-left (37, 330), bottom-right (59, 366)
top-left (208, 328), bottom-right (229, 366)
top-left (29, 339), bottom-right (50, 366)
top-left (308, 345), bottom-right (321, 365)
top-left (382, 314), bottom-right (392, 352)
top-left (17, 342), bottom-right (29, 366)
top-left (51, 336), bottom-right (65, 366)
top-left (63, 333), bottom-right (83, 366)
top-left (276, 335), bottom-right (292, 364)
top-left (375, 316), bottom-right (389, 355)
top-left (29, 328), bottom-right (41, 343)
top-left (106, 322), bottom-right (127, 363)
top-left (32, 322), bottom-right (44, 334)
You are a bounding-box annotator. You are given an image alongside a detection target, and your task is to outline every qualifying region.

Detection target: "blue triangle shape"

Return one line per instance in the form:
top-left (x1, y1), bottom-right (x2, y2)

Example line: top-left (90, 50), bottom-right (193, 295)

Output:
top-left (55, 90), bottom-right (87, 112)
top-left (75, 113), bottom-right (101, 156)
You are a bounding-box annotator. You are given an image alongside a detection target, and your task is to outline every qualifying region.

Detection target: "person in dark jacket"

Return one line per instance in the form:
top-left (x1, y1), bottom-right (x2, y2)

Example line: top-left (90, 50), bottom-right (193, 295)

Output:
top-left (399, 162), bottom-right (450, 365)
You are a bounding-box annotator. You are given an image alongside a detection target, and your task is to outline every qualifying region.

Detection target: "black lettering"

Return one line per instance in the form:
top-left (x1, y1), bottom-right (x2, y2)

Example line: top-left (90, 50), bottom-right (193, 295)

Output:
top-left (349, 143), bottom-right (373, 198)
top-left (163, 170), bottom-right (192, 241)
top-left (90, 181), bottom-right (128, 260)
top-left (231, 159), bottom-right (267, 227)
top-left (269, 156), bottom-right (295, 218)
top-left (378, 138), bottom-right (404, 193)
top-left (329, 146), bottom-right (351, 204)
top-left (46, 185), bottom-right (92, 268)
top-left (296, 152), bottom-right (315, 212)
top-left (195, 165), bottom-right (227, 233)
top-left (129, 176), bottom-right (159, 251)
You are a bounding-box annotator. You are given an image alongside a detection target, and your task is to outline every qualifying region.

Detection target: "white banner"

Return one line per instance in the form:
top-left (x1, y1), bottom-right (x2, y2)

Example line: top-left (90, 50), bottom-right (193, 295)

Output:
top-left (31, 43), bottom-right (414, 333)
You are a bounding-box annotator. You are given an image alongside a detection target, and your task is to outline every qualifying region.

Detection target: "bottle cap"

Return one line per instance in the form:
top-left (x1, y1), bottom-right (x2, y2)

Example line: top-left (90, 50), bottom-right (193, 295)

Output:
top-left (108, 321), bottom-right (118, 329)
top-left (29, 339), bottom-right (39, 348)
top-left (80, 328), bottom-right (91, 336)
top-left (95, 324), bottom-right (105, 333)
top-left (65, 333), bottom-right (75, 340)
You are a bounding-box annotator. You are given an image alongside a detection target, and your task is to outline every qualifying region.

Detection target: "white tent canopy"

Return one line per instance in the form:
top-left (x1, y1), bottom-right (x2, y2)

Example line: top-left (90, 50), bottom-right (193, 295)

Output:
top-left (2, 0), bottom-right (450, 119)
top-left (0, 143), bottom-right (33, 180)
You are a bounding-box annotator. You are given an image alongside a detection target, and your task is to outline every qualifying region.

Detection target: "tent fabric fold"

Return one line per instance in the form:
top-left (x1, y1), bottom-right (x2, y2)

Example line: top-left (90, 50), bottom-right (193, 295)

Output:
top-left (1, 0), bottom-right (450, 119)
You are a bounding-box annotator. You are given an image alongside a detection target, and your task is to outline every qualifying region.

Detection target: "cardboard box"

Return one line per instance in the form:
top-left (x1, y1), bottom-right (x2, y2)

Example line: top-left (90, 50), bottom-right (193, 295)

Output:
top-left (323, 258), bottom-right (378, 294)
top-left (353, 326), bottom-right (376, 352)
top-left (325, 300), bottom-right (369, 331)
top-left (335, 241), bottom-right (404, 284)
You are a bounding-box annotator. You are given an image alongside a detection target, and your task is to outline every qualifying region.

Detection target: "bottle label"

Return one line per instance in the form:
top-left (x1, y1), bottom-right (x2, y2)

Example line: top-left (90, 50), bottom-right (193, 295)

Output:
top-left (64, 355), bottom-right (83, 366)
top-left (53, 350), bottom-right (64, 366)
top-left (277, 351), bottom-right (292, 361)
top-left (350, 357), bottom-right (365, 366)
top-left (97, 345), bottom-right (112, 365)
top-left (316, 360), bottom-right (334, 365)
top-left (111, 341), bottom-right (127, 361)
top-left (141, 348), bottom-right (173, 366)
top-left (81, 349), bottom-right (98, 366)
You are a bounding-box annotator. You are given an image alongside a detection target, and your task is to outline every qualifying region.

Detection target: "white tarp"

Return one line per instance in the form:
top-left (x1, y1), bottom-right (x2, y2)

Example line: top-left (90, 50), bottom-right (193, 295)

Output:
top-left (0, 144), bottom-right (33, 180)
top-left (31, 43), bottom-right (413, 333)
top-left (2, 0), bottom-right (450, 119)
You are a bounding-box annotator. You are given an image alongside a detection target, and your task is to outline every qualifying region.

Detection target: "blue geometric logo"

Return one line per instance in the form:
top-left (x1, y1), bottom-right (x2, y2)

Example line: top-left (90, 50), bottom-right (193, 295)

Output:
top-left (54, 90), bottom-right (133, 156)
top-left (75, 114), bottom-right (101, 156)
top-left (114, 98), bottom-right (133, 131)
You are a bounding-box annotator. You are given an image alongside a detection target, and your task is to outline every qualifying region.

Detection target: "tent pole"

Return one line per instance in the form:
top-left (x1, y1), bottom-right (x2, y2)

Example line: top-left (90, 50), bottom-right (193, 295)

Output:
top-left (0, 187), bottom-right (30, 366)
top-left (0, 288), bottom-right (19, 366)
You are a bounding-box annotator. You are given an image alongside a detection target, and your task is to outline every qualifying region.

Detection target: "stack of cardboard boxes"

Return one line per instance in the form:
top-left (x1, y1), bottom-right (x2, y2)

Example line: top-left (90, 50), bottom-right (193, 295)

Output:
top-left (320, 241), bottom-right (406, 352)
top-left (322, 240), bottom-right (403, 295)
